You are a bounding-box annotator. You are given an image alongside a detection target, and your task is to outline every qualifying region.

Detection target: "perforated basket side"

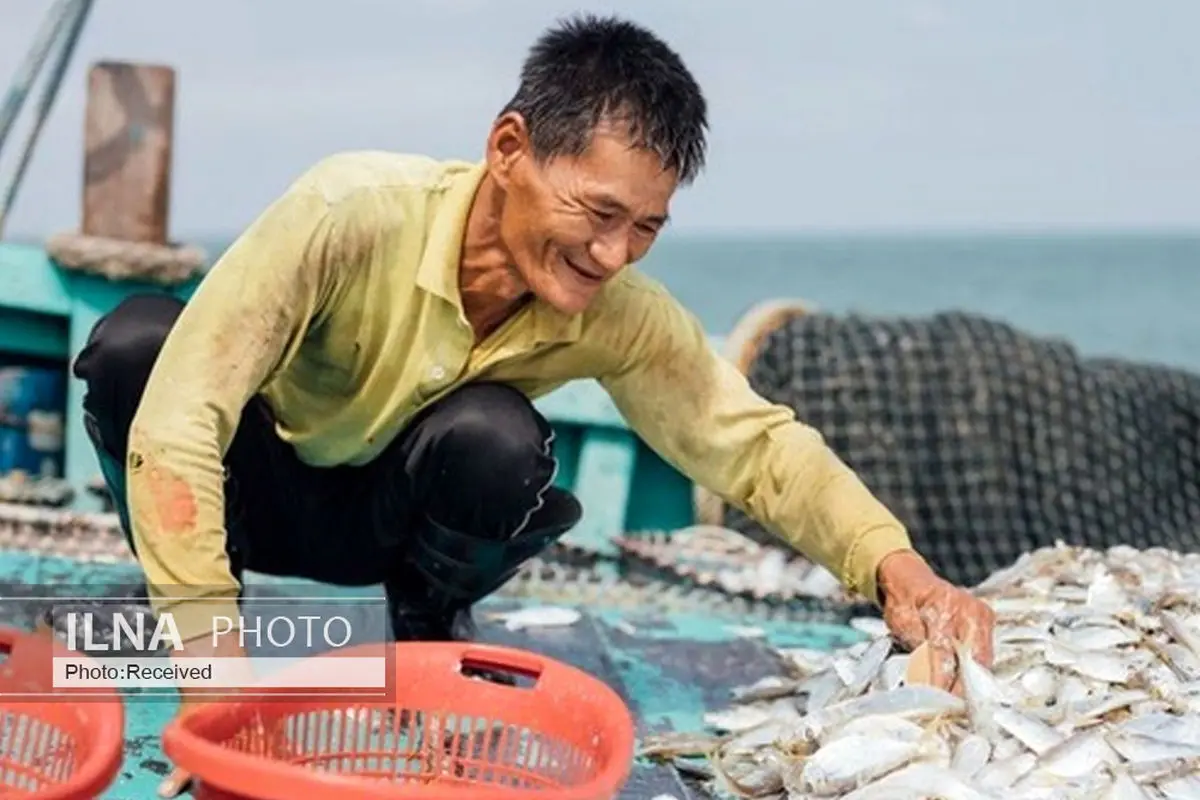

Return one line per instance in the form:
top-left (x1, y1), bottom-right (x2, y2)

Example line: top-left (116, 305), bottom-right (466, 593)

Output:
top-left (166, 643), bottom-right (635, 800)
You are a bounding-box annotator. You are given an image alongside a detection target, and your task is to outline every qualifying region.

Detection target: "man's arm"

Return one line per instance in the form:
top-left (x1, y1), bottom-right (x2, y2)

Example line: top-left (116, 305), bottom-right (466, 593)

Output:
top-left (597, 279), bottom-right (913, 605)
top-left (125, 177), bottom-right (360, 644)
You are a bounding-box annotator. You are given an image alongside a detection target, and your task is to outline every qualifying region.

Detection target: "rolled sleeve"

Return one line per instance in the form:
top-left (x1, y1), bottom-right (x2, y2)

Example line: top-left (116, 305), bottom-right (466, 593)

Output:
top-left (598, 278), bottom-right (914, 604)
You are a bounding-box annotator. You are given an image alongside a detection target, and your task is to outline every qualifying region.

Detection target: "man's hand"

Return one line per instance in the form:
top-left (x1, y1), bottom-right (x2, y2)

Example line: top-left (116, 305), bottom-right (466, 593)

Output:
top-left (876, 549), bottom-right (995, 693)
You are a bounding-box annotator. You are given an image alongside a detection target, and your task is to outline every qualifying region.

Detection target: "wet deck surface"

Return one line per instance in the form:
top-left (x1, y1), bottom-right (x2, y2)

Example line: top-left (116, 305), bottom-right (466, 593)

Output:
top-left (0, 551), bottom-right (865, 799)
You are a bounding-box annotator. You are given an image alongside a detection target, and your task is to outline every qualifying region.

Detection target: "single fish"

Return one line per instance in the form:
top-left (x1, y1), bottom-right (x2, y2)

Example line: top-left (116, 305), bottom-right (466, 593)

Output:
top-left (1015, 664), bottom-right (1060, 704)
top-left (1115, 712), bottom-right (1200, 746)
top-left (1030, 724), bottom-right (1122, 779)
top-left (711, 746), bottom-right (784, 798)
top-left (957, 642), bottom-right (1009, 738)
top-left (1045, 642), bottom-right (1133, 684)
top-left (730, 675), bottom-right (803, 703)
top-left (1086, 568), bottom-right (1131, 614)
top-left (725, 717), bottom-right (794, 754)
top-left (950, 733), bottom-right (993, 778)
top-left (793, 733), bottom-right (926, 796)
top-left (1057, 624), bottom-right (1140, 651)
top-left (491, 606), bottom-right (581, 631)
top-left (997, 625), bottom-right (1052, 644)
top-left (777, 647), bottom-right (833, 676)
top-left (1103, 771), bottom-right (1153, 800)
top-left (833, 636), bottom-right (893, 700)
top-left (821, 714), bottom-right (926, 746)
top-left (877, 654), bottom-right (909, 691)
top-left (1161, 610), bottom-right (1200, 663)
top-left (850, 616), bottom-right (890, 639)
top-left (636, 731), bottom-right (723, 759)
top-left (975, 751), bottom-right (1037, 790)
top-left (798, 668), bottom-right (845, 716)
top-left (795, 685), bottom-right (965, 743)
top-left (1158, 774), bottom-right (1200, 800)
top-left (1064, 690), bottom-right (1151, 724)
top-left (1105, 731), bottom-right (1200, 764)
top-left (703, 704), bottom-right (776, 733)
top-left (994, 707), bottom-right (1065, 754)
top-left (839, 762), bottom-right (999, 800)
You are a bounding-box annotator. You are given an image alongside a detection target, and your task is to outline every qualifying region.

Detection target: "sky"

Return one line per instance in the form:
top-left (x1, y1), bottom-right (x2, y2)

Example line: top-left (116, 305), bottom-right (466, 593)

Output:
top-left (0, 0), bottom-right (1197, 239)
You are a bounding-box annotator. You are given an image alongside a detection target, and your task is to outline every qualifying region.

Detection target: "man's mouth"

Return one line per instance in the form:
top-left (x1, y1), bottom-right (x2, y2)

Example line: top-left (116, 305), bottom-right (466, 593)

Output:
top-left (564, 255), bottom-right (604, 283)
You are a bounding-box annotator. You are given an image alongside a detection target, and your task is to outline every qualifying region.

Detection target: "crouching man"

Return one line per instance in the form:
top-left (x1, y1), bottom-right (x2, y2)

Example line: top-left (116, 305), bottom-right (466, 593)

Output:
top-left (74, 13), bottom-right (993, 796)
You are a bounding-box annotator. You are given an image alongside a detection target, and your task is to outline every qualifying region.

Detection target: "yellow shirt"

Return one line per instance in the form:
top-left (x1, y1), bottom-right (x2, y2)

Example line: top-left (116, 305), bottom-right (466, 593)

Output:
top-left (126, 151), bottom-right (914, 642)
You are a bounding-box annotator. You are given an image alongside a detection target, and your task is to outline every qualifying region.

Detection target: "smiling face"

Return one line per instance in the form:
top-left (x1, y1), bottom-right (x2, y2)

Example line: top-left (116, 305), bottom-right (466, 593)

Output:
top-left (486, 112), bottom-right (679, 315)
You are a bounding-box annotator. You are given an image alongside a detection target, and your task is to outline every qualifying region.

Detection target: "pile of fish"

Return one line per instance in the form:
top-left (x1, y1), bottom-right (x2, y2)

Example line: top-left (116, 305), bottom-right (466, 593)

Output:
top-left (641, 543), bottom-right (1200, 799)
top-left (0, 474), bottom-right (75, 506)
top-left (617, 525), bottom-right (858, 603)
top-left (498, 527), bottom-right (869, 624)
top-left (0, 501), bottom-right (129, 562)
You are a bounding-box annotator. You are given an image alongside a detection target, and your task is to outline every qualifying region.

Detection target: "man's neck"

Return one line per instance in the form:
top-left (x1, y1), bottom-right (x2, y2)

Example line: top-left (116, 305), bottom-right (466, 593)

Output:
top-left (459, 173), bottom-right (529, 341)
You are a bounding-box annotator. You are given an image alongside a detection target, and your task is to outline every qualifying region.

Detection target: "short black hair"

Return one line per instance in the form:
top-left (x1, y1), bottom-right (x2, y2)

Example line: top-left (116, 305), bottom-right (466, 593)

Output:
top-left (501, 13), bottom-right (708, 185)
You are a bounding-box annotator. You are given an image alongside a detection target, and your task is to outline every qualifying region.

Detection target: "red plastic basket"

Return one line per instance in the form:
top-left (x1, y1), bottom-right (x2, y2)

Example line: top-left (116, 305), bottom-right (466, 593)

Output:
top-left (0, 626), bottom-right (125, 799)
top-left (162, 642), bottom-right (636, 800)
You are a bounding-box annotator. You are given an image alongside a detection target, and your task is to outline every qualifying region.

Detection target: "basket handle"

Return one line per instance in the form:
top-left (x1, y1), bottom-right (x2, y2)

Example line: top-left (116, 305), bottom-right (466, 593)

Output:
top-left (457, 646), bottom-right (544, 688)
top-left (0, 626), bottom-right (22, 654)
top-left (0, 626), bottom-right (56, 686)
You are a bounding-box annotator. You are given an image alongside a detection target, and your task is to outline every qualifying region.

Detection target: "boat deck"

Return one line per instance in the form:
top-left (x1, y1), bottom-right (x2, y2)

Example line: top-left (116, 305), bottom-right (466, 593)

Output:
top-left (0, 550), bottom-right (864, 799)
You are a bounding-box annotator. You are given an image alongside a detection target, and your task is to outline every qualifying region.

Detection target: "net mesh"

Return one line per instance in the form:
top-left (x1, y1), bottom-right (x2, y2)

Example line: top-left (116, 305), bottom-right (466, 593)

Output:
top-left (725, 311), bottom-right (1200, 588)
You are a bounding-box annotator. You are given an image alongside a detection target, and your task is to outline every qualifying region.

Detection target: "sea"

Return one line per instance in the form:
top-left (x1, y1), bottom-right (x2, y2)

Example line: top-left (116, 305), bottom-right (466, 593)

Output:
top-left (197, 231), bottom-right (1200, 373)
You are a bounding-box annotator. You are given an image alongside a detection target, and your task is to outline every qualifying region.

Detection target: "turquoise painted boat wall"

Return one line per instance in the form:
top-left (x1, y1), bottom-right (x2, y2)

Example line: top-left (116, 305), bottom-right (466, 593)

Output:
top-left (0, 242), bottom-right (700, 534)
top-left (0, 242), bottom-right (197, 509)
top-left (528, 378), bottom-right (705, 549)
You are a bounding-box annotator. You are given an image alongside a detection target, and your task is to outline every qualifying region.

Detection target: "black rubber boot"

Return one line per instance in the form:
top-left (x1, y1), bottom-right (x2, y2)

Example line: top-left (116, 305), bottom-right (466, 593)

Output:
top-left (386, 486), bottom-right (583, 642)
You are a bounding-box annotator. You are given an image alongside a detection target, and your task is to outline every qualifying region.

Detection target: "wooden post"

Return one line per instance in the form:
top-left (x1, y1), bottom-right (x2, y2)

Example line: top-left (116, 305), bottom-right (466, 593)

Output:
top-left (81, 61), bottom-right (175, 245)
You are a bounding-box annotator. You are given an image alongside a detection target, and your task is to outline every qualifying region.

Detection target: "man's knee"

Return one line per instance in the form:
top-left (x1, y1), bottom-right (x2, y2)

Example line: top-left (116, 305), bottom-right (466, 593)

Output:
top-left (409, 382), bottom-right (558, 526)
top-left (431, 382), bottom-right (553, 473)
top-left (73, 294), bottom-right (184, 454)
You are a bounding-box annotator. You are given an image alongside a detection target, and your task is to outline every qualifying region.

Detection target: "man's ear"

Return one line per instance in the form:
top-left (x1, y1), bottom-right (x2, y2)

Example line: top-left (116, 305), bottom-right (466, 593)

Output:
top-left (486, 111), bottom-right (531, 190)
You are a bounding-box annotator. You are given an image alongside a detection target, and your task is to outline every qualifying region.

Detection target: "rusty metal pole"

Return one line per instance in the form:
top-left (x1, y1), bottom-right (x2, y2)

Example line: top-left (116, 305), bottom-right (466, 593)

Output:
top-left (81, 61), bottom-right (177, 245)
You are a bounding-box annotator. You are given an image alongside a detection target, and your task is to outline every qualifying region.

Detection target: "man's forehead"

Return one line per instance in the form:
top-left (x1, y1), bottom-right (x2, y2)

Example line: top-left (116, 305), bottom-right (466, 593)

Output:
top-left (569, 133), bottom-right (677, 213)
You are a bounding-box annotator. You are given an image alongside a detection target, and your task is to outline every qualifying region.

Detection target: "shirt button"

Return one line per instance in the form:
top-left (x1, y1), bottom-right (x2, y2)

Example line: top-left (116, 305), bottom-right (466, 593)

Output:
top-left (429, 365), bottom-right (446, 381)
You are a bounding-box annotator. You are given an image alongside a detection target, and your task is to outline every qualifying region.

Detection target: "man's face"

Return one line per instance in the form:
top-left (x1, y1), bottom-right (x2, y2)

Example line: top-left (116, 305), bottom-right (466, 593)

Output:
top-left (487, 115), bottom-right (678, 315)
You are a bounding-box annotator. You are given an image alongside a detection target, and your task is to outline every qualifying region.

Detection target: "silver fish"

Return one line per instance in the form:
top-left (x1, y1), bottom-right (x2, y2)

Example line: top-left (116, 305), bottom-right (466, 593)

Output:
top-left (794, 733), bottom-right (926, 796)
top-left (680, 543), bottom-right (1200, 799)
top-left (794, 685), bottom-right (965, 743)
top-left (951, 733), bottom-right (993, 778)
top-left (840, 762), bottom-right (999, 799)
top-left (1103, 771), bottom-right (1153, 800)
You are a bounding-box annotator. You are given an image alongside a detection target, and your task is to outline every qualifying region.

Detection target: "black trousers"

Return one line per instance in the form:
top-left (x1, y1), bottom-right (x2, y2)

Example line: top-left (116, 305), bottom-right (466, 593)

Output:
top-left (72, 294), bottom-right (582, 634)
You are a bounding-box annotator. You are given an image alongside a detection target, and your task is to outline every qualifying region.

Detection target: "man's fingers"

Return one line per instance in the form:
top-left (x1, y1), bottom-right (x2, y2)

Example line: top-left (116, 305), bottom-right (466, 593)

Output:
top-left (966, 611), bottom-right (995, 667)
top-left (927, 637), bottom-right (957, 691)
top-left (157, 767), bottom-right (192, 798)
top-left (884, 603), bottom-right (926, 651)
top-left (917, 599), bottom-right (959, 691)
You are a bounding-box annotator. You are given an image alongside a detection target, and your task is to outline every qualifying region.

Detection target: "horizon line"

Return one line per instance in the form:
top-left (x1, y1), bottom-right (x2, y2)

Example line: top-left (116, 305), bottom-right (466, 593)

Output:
top-left (5, 224), bottom-right (1200, 245)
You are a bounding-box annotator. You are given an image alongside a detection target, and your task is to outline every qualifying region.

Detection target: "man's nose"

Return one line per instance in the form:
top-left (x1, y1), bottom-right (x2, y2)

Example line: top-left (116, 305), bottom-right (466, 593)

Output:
top-left (588, 230), bottom-right (630, 274)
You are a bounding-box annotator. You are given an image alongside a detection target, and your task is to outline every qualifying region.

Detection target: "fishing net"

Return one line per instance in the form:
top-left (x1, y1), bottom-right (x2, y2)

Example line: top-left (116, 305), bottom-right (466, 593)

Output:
top-left (724, 310), bottom-right (1200, 588)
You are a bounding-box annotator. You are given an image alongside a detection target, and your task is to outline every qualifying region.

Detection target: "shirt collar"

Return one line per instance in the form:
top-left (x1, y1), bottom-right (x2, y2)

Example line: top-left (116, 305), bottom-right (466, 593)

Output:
top-left (415, 160), bottom-right (486, 306)
top-left (416, 159), bottom-right (582, 345)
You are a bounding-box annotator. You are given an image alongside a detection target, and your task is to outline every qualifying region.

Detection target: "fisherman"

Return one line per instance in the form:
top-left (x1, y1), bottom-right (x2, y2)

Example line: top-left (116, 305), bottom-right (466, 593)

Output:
top-left (75, 11), bottom-right (994, 779)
